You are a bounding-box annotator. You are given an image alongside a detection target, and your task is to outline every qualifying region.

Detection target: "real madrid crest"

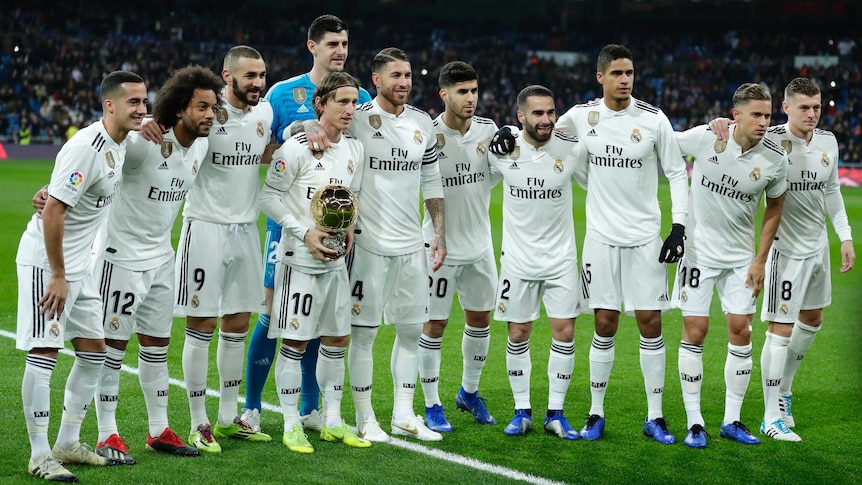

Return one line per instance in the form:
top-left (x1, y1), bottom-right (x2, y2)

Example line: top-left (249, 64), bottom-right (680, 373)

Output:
top-left (510, 146), bottom-right (520, 161)
top-left (588, 111), bottom-right (600, 126)
top-left (216, 106), bottom-right (228, 124)
top-left (313, 150), bottom-right (323, 160)
top-left (497, 301), bottom-right (507, 313)
top-left (369, 115), bottom-right (382, 130)
top-left (781, 140), bottom-right (792, 154)
top-left (191, 294), bottom-right (200, 308)
top-left (749, 167), bottom-right (761, 181)
top-left (413, 130), bottom-right (423, 144)
top-left (554, 158), bottom-right (564, 174)
top-left (257, 121), bottom-right (264, 138)
top-left (714, 140), bottom-right (727, 154)
top-left (436, 134), bottom-right (445, 150)
top-left (779, 303), bottom-right (788, 316)
top-left (289, 317), bottom-right (300, 331)
top-left (293, 87), bottom-right (307, 104)
top-left (161, 140), bottom-right (173, 159)
top-left (351, 304), bottom-right (361, 316)
top-left (476, 142), bottom-right (487, 156)
top-left (109, 317), bottom-right (120, 331)
top-left (680, 290), bottom-right (688, 303)
top-left (630, 128), bottom-right (642, 143)
top-left (105, 151), bottom-right (115, 168)
top-left (347, 159), bottom-right (354, 175)
top-left (192, 159), bottom-right (199, 175)
top-left (821, 152), bottom-right (830, 167)
top-left (49, 323), bottom-right (60, 337)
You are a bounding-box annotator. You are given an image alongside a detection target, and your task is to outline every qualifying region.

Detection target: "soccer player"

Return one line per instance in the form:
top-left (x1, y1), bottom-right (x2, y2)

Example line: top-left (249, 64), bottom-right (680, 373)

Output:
top-left (91, 65), bottom-right (223, 464)
top-left (489, 85), bottom-right (588, 440)
top-left (170, 46), bottom-right (273, 452)
top-left (259, 71), bottom-right (371, 453)
top-left (16, 70), bottom-right (146, 481)
top-left (243, 15), bottom-right (372, 434)
top-left (418, 61), bottom-right (498, 432)
top-left (710, 77), bottom-right (855, 441)
top-left (674, 83), bottom-right (787, 448)
top-left (493, 44), bottom-right (688, 443)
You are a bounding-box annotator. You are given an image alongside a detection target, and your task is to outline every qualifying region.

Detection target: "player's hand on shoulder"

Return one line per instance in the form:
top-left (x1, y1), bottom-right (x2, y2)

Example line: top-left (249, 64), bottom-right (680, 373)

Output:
top-left (658, 224), bottom-right (685, 264)
top-left (489, 126), bottom-right (518, 155)
top-left (304, 120), bottom-right (331, 152)
top-left (708, 118), bottom-right (733, 142)
top-left (140, 118), bottom-right (167, 144)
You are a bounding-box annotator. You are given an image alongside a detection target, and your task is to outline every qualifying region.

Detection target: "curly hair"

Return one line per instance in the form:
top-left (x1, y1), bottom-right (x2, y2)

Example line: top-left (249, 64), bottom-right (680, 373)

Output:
top-left (152, 65), bottom-right (224, 128)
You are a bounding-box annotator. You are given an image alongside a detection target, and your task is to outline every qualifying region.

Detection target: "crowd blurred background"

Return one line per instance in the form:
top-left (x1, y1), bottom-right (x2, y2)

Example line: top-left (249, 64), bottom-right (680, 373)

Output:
top-left (1, 0), bottom-right (860, 164)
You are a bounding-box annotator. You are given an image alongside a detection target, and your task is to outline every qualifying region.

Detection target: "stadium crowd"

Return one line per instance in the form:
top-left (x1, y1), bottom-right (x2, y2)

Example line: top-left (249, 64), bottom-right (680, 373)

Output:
top-left (2, 3), bottom-right (861, 162)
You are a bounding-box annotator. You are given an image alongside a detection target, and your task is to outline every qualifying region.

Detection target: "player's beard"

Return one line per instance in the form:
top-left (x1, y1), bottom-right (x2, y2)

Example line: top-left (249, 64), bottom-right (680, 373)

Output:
top-left (180, 114), bottom-right (210, 138)
top-left (525, 121), bottom-right (553, 143)
top-left (232, 78), bottom-right (261, 106)
top-left (379, 84), bottom-right (408, 109)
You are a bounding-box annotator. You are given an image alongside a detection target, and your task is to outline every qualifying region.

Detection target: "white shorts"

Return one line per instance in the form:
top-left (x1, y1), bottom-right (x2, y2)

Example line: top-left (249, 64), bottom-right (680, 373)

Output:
top-left (492, 266), bottom-right (583, 323)
top-left (348, 245), bottom-right (429, 327)
top-left (269, 264), bottom-right (351, 340)
top-left (671, 261), bottom-right (757, 316)
top-left (761, 246), bottom-right (831, 323)
top-left (95, 258), bottom-right (174, 340)
top-left (581, 235), bottom-right (670, 315)
top-left (17, 265), bottom-right (104, 350)
top-left (427, 250), bottom-right (497, 320)
top-left (174, 219), bottom-right (264, 317)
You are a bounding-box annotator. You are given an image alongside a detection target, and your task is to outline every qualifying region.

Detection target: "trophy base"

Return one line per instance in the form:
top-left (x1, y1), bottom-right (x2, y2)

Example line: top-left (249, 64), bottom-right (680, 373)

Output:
top-left (323, 232), bottom-right (347, 259)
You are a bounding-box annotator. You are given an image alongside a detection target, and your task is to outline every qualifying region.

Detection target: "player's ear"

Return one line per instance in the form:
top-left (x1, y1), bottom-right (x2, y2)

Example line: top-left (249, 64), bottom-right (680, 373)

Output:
top-left (307, 39), bottom-right (316, 56)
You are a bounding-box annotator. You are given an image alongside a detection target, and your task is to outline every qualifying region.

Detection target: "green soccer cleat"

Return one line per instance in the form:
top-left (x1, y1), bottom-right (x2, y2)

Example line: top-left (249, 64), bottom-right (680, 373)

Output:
top-left (189, 424), bottom-right (222, 453)
top-left (213, 416), bottom-right (272, 442)
top-left (282, 424), bottom-right (314, 453)
top-left (321, 423), bottom-right (372, 448)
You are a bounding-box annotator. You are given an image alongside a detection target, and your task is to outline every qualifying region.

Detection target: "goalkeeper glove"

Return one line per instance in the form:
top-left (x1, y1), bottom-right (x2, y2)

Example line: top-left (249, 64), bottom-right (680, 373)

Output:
top-left (489, 126), bottom-right (517, 155)
top-left (658, 223), bottom-right (685, 263)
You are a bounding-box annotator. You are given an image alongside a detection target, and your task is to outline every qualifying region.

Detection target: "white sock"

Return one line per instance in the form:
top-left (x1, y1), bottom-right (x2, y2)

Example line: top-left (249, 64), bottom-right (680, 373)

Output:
top-left (723, 343), bottom-right (753, 425)
top-left (96, 346), bottom-right (125, 441)
top-left (547, 339), bottom-right (574, 410)
top-left (588, 333), bottom-right (614, 417)
top-left (640, 335), bottom-right (666, 420)
top-left (23, 355), bottom-right (55, 460)
top-left (216, 330), bottom-right (247, 426)
top-left (56, 351), bottom-right (105, 448)
top-left (761, 331), bottom-right (790, 423)
top-left (461, 324), bottom-right (490, 394)
top-left (506, 338), bottom-right (531, 410)
top-left (183, 327), bottom-right (212, 431)
top-left (139, 345), bottom-right (170, 438)
top-left (275, 344), bottom-right (303, 429)
top-left (418, 334), bottom-right (442, 407)
top-left (678, 341), bottom-right (705, 429)
top-left (348, 326), bottom-right (378, 422)
top-left (781, 320), bottom-right (820, 394)
top-left (317, 345), bottom-right (346, 428)
top-left (391, 324), bottom-right (421, 421)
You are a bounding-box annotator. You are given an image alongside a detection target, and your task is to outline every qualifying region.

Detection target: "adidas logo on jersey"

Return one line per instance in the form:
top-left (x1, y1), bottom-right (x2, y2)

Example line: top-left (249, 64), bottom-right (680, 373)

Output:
top-left (509, 162), bottom-right (519, 170)
top-left (708, 156), bottom-right (719, 164)
top-left (438, 152), bottom-right (447, 159)
top-left (297, 104), bottom-right (309, 113)
top-left (587, 129), bottom-right (597, 136)
top-left (216, 127), bottom-right (228, 135)
top-left (314, 162), bottom-right (324, 170)
top-left (372, 131), bottom-right (384, 139)
top-left (158, 161), bottom-right (169, 170)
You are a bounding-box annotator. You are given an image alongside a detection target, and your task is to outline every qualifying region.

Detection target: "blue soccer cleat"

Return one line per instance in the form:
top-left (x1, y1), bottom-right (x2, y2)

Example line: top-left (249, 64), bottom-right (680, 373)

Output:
top-left (543, 410), bottom-right (581, 440)
top-left (580, 414), bottom-right (606, 441)
top-left (455, 388), bottom-right (497, 425)
top-left (643, 417), bottom-right (676, 444)
top-left (720, 421), bottom-right (761, 445)
top-left (684, 424), bottom-right (709, 449)
top-left (425, 404), bottom-right (453, 433)
top-left (503, 409), bottom-right (532, 436)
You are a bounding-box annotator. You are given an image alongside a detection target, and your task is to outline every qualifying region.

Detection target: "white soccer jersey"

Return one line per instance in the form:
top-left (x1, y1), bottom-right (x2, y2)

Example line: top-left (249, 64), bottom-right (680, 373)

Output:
top-left (488, 131), bottom-right (588, 280)
top-left (16, 120), bottom-right (124, 281)
top-left (259, 132), bottom-right (364, 274)
top-left (182, 95), bottom-right (273, 224)
top-left (676, 124), bottom-right (788, 268)
top-left (422, 115), bottom-right (498, 264)
top-left (556, 97), bottom-right (688, 246)
top-left (349, 99), bottom-right (443, 256)
top-left (767, 124), bottom-right (852, 258)
top-left (95, 129), bottom-right (207, 271)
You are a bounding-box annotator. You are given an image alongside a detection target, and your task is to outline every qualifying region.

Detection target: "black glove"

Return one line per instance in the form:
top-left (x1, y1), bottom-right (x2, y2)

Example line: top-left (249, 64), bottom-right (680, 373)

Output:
top-left (658, 223), bottom-right (685, 263)
top-left (489, 126), bottom-right (517, 155)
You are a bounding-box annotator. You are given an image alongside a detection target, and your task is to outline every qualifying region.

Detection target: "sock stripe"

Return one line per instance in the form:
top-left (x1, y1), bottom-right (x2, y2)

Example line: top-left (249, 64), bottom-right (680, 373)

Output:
top-left (139, 350), bottom-right (168, 364)
top-left (728, 347), bottom-right (752, 359)
top-left (418, 336), bottom-right (442, 351)
top-left (219, 332), bottom-right (247, 344)
top-left (463, 326), bottom-right (490, 338)
top-left (279, 345), bottom-right (304, 361)
top-left (639, 337), bottom-right (665, 351)
top-left (185, 327), bottom-right (213, 342)
top-left (680, 341), bottom-right (703, 354)
top-left (550, 341), bottom-right (575, 355)
top-left (75, 350), bottom-right (107, 365)
top-left (591, 338), bottom-right (614, 350)
top-left (104, 355), bottom-right (123, 370)
top-left (26, 354), bottom-right (57, 371)
top-left (319, 346), bottom-right (345, 360)
top-left (507, 340), bottom-right (529, 355)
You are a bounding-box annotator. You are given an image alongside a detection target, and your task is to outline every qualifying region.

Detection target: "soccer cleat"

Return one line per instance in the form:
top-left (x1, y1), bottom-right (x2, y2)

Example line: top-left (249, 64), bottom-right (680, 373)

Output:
top-left (28, 455), bottom-right (77, 482)
top-left (683, 424), bottom-right (709, 449)
top-left (300, 409), bottom-right (324, 432)
top-left (282, 424), bottom-right (314, 453)
top-left (96, 434), bottom-right (136, 465)
top-left (425, 404), bottom-right (454, 433)
top-left (543, 410), bottom-right (581, 440)
top-left (455, 387), bottom-right (497, 425)
top-left (643, 417), bottom-right (677, 444)
top-left (761, 419), bottom-right (801, 442)
top-left (503, 409), bottom-right (532, 436)
top-left (580, 414), bottom-right (606, 441)
top-left (321, 422), bottom-right (372, 448)
top-left (146, 427), bottom-right (201, 456)
top-left (356, 416), bottom-right (389, 443)
top-left (720, 421), bottom-right (761, 445)
top-left (779, 393), bottom-right (795, 428)
top-left (189, 424), bottom-right (222, 453)
top-left (52, 442), bottom-right (113, 466)
top-left (240, 407), bottom-right (262, 433)
top-left (213, 416), bottom-right (272, 441)
top-left (391, 414), bottom-right (443, 441)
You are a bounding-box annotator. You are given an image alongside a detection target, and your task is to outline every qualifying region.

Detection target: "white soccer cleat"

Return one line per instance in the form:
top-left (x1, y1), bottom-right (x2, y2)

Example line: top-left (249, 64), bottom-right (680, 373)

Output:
top-left (300, 409), bottom-right (324, 432)
top-left (52, 442), bottom-right (112, 466)
top-left (391, 414), bottom-right (443, 442)
top-left (28, 455), bottom-right (77, 482)
top-left (240, 408), bottom-right (262, 433)
top-left (761, 419), bottom-right (801, 442)
top-left (356, 415), bottom-right (389, 443)
top-left (779, 393), bottom-right (795, 428)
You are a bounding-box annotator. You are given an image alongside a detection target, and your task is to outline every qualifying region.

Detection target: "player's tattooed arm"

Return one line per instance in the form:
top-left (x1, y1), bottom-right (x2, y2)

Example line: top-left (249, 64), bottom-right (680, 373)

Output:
top-left (425, 197), bottom-right (446, 271)
top-left (297, 119), bottom-right (331, 151)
